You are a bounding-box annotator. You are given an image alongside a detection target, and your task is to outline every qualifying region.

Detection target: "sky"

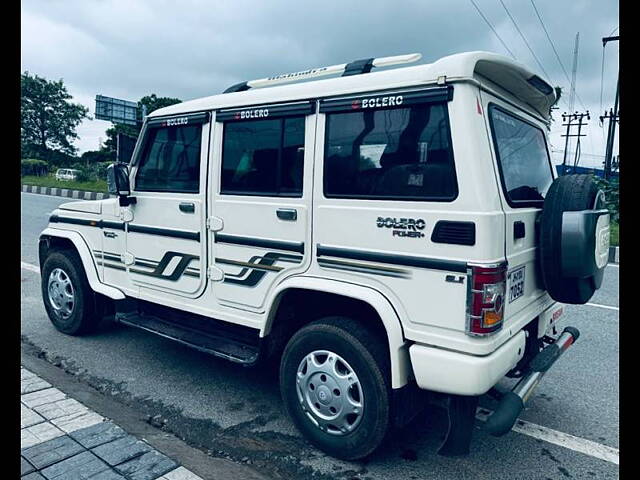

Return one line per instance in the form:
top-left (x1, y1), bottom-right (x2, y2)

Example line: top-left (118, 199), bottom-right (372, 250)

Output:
top-left (21, 0), bottom-right (619, 169)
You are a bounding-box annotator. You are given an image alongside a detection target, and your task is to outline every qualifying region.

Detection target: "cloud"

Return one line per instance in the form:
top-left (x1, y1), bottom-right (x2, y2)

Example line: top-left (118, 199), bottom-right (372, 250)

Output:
top-left (21, 0), bottom-right (618, 164)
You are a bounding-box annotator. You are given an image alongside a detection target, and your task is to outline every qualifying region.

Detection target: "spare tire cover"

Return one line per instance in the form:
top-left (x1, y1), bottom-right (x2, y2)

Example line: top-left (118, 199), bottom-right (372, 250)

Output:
top-left (539, 174), bottom-right (610, 304)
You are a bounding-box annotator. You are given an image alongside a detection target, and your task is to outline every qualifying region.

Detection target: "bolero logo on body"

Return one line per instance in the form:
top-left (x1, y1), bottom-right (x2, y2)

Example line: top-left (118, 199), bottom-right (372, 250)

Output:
top-left (352, 95), bottom-right (404, 110)
top-left (234, 109), bottom-right (270, 120)
top-left (162, 117), bottom-right (189, 127)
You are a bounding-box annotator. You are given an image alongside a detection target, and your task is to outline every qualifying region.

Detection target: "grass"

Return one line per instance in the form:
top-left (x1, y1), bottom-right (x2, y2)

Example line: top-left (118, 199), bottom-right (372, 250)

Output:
top-left (22, 175), bottom-right (108, 193)
top-left (610, 221), bottom-right (619, 247)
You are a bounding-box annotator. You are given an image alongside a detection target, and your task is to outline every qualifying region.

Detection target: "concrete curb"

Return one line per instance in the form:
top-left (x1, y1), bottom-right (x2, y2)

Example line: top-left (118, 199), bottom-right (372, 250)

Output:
top-left (609, 246), bottom-right (619, 264)
top-left (22, 184), bottom-right (111, 200)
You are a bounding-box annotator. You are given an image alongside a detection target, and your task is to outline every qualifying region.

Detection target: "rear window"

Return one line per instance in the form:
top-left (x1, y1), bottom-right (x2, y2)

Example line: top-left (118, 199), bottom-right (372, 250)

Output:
top-left (323, 103), bottom-right (457, 201)
top-left (488, 105), bottom-right (553, 207)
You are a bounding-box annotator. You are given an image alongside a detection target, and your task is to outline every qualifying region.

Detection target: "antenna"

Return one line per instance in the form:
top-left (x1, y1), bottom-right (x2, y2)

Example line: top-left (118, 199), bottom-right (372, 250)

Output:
top-left (223, 53), bottom-right (422, 93)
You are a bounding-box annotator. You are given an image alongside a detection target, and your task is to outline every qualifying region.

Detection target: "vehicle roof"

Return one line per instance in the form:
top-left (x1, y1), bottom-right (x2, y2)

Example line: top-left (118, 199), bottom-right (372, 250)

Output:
top-left (150, 51), bottom-right (556, 120)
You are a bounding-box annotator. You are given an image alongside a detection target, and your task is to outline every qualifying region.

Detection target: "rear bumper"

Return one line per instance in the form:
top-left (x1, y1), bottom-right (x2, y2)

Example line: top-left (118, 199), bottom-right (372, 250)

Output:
top-left (409, 330), bottom-right (526, 395)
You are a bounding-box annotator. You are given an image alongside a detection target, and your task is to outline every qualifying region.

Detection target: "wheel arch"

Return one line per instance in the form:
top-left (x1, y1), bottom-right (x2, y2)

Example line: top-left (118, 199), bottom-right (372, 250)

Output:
top-left (39, 227), bottom-right (125, 300)
top-left (265, 277), bottom-right (411, 389)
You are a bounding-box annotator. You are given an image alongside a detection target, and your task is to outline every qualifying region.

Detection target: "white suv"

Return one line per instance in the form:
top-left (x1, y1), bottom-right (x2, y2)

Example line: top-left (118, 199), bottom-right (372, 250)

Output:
top-left (39, 51), bottom-right (610, 460)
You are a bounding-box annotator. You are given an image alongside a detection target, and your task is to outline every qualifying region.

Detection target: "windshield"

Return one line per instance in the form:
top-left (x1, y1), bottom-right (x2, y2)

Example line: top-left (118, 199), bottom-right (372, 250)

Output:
top-left (489, 105), bottom-right (553, 207)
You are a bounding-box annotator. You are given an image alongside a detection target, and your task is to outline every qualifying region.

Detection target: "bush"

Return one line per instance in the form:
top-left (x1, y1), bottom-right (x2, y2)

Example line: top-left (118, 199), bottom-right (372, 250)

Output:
top-left (592, 176), bottom-right (619, 222)
top-left (21, 158), bottom-right (48, 176)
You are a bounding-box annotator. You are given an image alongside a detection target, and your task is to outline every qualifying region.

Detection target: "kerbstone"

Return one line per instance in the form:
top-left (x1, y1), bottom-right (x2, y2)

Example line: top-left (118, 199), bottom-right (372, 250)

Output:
top-left (22, 473), bottom-right (46, 480)
top-left (92, 435), bottom-right (152, 466)
top-left (21, 404), bottom-right (45, 428)
top-left (21, 376), bottom-right (52, 394)
top-left (21, 456), bottom-right (35, 475)
top-left (70, 421), bottom-right (128, 449)
top-left (22, 388), bottom-right (66, 408)
top-left (22, 435), bottom-right (84, 469)
top-left (40, 451), bottom-right (110, 479)
top-left (160, 466), bottom-right (204, 480)
top-left (51, 410), bottom-right (104, 433)
top-left (34, 398), bottom-right (89, 420)
top-left (115, 450), bottom-right (178, 480)
top-left (21, 422), bottom-right (65, 449)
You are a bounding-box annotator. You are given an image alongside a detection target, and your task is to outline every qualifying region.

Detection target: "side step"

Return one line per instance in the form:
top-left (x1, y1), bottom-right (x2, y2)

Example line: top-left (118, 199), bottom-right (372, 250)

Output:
top-left (116, 311), bottom-right (260, 365)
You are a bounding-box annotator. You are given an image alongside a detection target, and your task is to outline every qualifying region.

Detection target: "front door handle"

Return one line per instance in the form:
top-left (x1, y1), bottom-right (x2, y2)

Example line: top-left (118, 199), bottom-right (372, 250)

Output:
top-left (179, 202), bottom-right (195, 214)
top-left (276, 208), bottom-right (297, 221)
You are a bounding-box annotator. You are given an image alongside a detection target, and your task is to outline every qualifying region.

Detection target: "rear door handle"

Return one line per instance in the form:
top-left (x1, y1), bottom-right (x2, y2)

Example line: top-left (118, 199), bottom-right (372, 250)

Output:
top-left (276, 208), bottom-right (297, 221)
top-left (179, 202), bottom-right (195, 213)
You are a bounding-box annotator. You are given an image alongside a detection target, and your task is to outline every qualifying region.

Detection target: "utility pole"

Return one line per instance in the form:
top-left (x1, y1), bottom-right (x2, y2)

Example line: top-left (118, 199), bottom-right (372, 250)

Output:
top-left (561, 111), bottom-right (590, 175)
top-left (569, 33), bottom-right (580, 113)
top-left (601, 35), bottom-right (619, 180)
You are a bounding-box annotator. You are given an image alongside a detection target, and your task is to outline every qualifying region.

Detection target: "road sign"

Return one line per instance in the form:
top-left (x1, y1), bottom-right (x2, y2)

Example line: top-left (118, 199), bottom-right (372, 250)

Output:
top-left (95, 95), bottom-right (139, 126)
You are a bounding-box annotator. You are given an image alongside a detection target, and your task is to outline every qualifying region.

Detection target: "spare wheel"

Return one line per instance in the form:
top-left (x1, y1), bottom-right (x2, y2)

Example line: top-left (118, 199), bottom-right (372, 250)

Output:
top-left (539, 174), bottom-right (610, 304)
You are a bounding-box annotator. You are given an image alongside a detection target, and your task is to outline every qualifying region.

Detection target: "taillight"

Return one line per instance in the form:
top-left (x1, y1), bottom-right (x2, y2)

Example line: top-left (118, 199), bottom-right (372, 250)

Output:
top-left (466, 263), bottom-right (507, 336)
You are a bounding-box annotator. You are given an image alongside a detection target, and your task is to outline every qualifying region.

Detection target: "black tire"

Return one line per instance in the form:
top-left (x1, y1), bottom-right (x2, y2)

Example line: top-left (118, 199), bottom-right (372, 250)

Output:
top-left (41, 250), bottom-right (100, 335)
top-left (539, 174), bottom-right (604, 304)
top-left (280, 316), bottom-right (391, 460)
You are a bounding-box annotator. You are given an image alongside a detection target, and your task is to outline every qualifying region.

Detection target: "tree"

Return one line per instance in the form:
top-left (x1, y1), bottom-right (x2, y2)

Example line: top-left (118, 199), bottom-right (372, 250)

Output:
top-left (21, 72), bottom-right (89, 160)
top-left (102, 94), bottom-right (182, 156)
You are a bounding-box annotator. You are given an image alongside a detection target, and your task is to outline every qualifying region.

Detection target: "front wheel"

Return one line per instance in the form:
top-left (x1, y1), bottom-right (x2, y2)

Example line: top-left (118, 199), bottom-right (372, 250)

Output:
top-left (279, 316), bottom-right (391, 460)
top-left (41, 250), bottom-right (100, 335)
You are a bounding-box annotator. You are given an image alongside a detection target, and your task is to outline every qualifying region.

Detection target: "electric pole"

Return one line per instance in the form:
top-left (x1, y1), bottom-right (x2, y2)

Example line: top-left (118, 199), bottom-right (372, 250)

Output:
top-left (561, 111), bottom-right (590, 175)
top-left (601, 35), bottom-right (619, 180)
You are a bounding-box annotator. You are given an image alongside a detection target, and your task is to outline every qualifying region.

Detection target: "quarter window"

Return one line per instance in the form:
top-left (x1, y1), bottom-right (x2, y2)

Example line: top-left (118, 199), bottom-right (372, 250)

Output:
top-left (221, 117), bottom-right (305, 196)
top-left (323, 103), bottom-right (457, 200)
top-left (488, 105), bottom-right (553, 206)
top-left (135, 124), bottom-right (202, 193)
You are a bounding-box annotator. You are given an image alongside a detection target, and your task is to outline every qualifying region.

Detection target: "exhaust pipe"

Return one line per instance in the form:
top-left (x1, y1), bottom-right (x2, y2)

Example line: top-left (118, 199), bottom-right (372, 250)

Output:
top-left (485, 326), bottom-right (580, 436)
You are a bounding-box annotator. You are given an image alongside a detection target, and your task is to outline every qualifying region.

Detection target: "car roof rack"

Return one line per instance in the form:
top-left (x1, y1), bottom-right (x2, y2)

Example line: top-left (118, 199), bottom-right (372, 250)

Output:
top-left (223, 53), bottom-right (422, 94)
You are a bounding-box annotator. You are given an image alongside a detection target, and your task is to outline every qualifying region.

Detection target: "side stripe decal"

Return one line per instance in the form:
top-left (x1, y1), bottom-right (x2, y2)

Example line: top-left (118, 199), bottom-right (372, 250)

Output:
top-left (316, 245), bottom-right (467, 273)
top-left (51, 214), bottom-right (200, 242)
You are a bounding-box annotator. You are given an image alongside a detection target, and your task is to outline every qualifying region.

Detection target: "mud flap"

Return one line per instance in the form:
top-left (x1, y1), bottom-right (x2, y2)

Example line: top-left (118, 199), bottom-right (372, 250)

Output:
top-left (436, 394), bottom-right (479, 456)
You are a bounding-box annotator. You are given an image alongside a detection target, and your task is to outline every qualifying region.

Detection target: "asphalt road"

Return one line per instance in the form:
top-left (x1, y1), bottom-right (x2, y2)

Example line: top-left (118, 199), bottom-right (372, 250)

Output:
top-left (21, 192), bottom-right (619, 479)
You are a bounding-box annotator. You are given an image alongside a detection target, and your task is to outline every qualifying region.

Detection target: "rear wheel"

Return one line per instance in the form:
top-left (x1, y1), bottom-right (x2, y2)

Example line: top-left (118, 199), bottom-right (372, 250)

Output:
top-left (41, 250), bottom-right (100, 335)
top-left (280, 316), bottom-right (391, 460)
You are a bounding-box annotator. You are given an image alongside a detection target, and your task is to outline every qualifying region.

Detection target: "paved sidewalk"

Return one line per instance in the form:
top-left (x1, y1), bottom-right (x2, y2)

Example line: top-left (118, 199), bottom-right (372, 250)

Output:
top-left (21, 366), bottom-right (203, 480)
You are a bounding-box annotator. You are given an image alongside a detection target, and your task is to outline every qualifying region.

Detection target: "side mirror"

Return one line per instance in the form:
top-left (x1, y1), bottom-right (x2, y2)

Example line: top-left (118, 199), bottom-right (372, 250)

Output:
top-left (106, 163), bottom-right (135, 206)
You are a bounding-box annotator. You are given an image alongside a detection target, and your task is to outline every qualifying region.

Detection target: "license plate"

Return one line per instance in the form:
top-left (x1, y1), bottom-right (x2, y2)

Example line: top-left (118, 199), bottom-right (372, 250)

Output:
top-left (508, 266), bottom-right (525, 303)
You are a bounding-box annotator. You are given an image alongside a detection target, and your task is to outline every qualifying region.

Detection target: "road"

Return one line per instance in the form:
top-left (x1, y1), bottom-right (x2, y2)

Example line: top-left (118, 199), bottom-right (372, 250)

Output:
top-left (21, 192), bottom-right (619, 479)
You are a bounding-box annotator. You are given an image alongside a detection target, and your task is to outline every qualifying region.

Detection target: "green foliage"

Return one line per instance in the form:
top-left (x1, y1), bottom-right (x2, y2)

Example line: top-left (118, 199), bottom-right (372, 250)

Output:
top-left (21, 71), bottom-right (89, 159)
top-left (592, 175), bottom-right (619, 222)
top-left (21, 159), bottom-right (48, 176)
top-left (81, 149), bottom-right (114, 164)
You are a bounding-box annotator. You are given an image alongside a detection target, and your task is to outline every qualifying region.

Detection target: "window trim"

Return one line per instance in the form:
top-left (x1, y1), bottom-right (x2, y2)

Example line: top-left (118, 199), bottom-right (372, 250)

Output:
top-left (133, 122), bottom-right (204, 194)
top-left (487, 103), bottom-right (554, 209)
top-left (219, 115), bottom-right (305, 198)
top-left (322, 101), bottom-right (459, 202)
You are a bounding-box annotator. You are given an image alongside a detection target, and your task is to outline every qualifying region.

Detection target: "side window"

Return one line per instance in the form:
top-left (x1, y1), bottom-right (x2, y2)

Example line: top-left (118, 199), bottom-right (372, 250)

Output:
top-left (221, 117), bottom-right (305, 196)
top-left (135, 124), bottom-right (202, 193)
top-left (488, 105), bottom-right (553, 206)
top-left (323, 103), bottom-right (457, 201)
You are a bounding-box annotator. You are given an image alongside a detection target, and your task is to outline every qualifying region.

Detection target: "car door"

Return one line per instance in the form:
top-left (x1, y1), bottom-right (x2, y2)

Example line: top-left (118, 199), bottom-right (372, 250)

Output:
top-left (125, 112), bottom-right (211, 298)
top-left (209, 101), bottom-right (315, 311)
top-left (481, 93), bottom-right (554, 320)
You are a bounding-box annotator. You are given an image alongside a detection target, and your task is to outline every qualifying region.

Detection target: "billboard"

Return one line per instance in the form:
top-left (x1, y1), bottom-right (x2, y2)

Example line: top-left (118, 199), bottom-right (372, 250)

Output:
top-left (95, 95), bottom-right (139, 126)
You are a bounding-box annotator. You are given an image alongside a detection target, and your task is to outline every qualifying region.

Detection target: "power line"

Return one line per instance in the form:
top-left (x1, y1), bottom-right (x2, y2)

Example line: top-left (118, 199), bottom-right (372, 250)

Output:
top-left (469, 0), bottom-right (516, 59)
top-left (529, 0), bottom-right (587, 112)
top-left (498, 0), bottom-right (552, 80)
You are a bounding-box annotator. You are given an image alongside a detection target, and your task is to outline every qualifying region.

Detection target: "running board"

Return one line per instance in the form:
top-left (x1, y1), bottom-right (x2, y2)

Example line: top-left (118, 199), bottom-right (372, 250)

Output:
top-left (115, 311), bottom-right (260, 365)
